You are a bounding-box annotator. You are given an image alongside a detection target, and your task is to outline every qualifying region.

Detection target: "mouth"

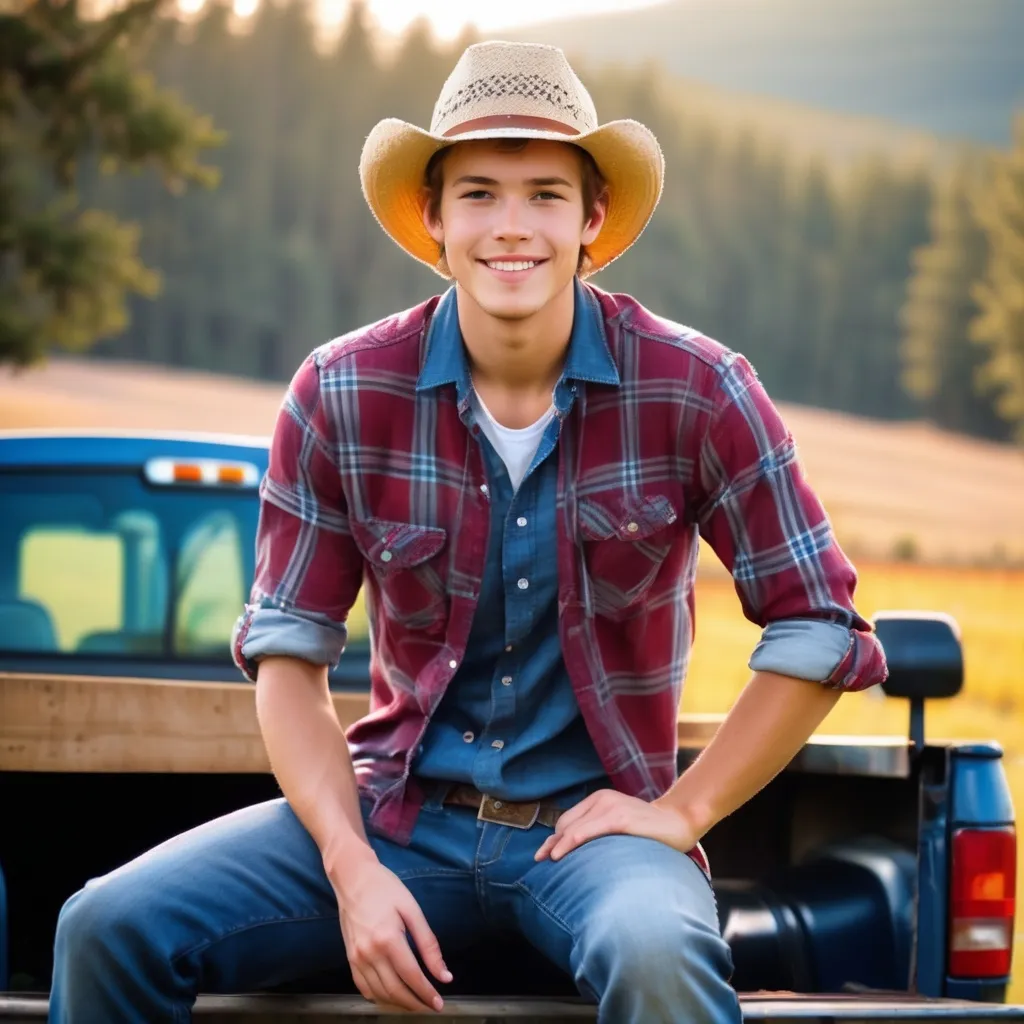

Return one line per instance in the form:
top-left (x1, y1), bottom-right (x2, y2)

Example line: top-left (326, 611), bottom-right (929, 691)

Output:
top-left (479, 258), bottom-right (548, 278)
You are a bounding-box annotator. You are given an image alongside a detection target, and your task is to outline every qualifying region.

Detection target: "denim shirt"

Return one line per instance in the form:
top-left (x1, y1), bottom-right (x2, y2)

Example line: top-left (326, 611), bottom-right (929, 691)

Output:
top-left (412, 282), bottom-right (610, 799)
top-left (236, 279), bottom-right (871, 837)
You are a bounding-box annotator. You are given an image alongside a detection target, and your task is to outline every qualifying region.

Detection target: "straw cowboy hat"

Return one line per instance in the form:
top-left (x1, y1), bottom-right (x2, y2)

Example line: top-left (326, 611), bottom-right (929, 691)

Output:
top-left (359, 40), bottom-right (665, 278)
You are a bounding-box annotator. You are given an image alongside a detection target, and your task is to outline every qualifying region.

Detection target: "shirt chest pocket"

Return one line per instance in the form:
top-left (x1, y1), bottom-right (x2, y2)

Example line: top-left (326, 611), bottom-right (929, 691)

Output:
top-left (578, 494), bottom-right (679, 621)
top-left (350, 519), bottom-right (448, 634)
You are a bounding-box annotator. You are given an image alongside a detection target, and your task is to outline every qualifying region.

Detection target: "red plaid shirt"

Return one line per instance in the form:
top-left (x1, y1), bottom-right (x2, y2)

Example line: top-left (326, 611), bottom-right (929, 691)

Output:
top-left (234, 284), bottom-right (887, 845)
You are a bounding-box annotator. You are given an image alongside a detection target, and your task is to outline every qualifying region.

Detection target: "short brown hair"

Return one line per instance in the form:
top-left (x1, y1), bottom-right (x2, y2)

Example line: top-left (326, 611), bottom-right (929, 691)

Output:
top-left (423, 139), bottom-right (609, 276)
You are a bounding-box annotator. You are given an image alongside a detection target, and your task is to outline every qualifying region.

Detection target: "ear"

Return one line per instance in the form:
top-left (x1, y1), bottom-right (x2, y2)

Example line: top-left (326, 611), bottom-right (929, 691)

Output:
top-left (421, 189), bottom-right (445, 246)
top-left (581, 192), bottom-right (608, 247)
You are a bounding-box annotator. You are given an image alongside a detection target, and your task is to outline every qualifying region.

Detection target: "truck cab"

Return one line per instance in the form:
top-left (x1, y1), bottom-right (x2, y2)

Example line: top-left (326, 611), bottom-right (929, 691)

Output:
top-left (0, 430), bottom-right (1021, 1021)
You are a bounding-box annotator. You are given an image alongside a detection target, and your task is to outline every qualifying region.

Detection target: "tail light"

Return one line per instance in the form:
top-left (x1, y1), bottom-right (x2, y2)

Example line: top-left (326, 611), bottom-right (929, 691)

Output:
top-left (949, 826), bottom-right (1016, 977)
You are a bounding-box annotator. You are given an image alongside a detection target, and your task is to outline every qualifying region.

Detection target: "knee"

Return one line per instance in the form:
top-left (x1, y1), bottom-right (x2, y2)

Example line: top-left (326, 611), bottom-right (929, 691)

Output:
top-left (574, 888), bottom-right (735, 1005)
top-left (54, 877), bottom-right (150, 971)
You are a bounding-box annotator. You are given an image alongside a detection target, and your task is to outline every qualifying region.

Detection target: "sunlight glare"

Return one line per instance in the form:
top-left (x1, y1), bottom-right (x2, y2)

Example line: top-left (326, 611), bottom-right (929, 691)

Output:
top-left (233, 0), bottom-right (259, 16)
top-left (177, 0), bottom-right (206, 13)
top-left (317, 0), bottom-right (348, 29)
top-left (366, 0), bottom-right (667, 40)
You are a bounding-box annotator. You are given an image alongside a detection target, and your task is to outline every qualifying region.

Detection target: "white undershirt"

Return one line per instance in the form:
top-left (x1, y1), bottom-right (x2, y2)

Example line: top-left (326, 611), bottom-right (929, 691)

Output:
top-left (470, 390), bottom-right (555, 491)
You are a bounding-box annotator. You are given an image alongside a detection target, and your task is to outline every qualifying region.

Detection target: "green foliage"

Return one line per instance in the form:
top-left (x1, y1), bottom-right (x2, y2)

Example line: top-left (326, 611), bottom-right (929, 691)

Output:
top-left (970, 114), bottom-right (1024, 442)
top-left (898, 162), bottom-right (1007, 439)
top-left (0, 0), bottom-right (222, 366)
top-left (70, 0), bottom-right (1012, 445)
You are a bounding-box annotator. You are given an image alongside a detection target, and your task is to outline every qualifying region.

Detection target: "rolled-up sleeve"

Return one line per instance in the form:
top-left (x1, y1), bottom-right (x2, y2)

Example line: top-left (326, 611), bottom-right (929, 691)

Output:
top-left (232, 352), bottom-right (364, 683)
top-left (696, 352), bottom-right (887, 692)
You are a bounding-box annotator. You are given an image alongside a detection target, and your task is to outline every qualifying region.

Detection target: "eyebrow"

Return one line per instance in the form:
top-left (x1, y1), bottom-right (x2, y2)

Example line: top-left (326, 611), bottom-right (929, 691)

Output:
top-left (451, 175), bottom-right (576, 189)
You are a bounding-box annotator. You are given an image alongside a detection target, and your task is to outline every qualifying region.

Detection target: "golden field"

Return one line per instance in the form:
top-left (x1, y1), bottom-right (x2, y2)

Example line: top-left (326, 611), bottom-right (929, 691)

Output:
top-left (687, 563), bottom-right (1024, 1000)
top-left (3, 357), bottom-right (1024, 994)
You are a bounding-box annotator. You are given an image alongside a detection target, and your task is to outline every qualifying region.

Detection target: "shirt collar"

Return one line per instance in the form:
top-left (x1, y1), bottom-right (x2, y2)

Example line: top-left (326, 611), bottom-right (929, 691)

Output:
top-left (415, 278), bottom-right (620, 398)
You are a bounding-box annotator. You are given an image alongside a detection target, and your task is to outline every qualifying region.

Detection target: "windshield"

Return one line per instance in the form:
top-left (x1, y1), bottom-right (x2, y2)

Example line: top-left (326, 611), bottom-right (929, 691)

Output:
top-left (0, 470), bottom-right (260, 663)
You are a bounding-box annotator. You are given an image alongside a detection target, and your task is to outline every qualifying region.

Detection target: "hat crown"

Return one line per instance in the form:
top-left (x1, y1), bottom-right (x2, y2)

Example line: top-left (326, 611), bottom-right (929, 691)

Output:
top-left (430, 41), bottom-right (599, 136)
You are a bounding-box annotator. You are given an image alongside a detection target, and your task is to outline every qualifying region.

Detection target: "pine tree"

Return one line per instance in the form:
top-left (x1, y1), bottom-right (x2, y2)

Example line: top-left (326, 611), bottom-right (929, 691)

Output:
top-left (970, 113), bottom-right (1024, 443)
top-left (899, 162), bottom-right (1006, 438)
top-left (0, 0), bottom-right (222, 366)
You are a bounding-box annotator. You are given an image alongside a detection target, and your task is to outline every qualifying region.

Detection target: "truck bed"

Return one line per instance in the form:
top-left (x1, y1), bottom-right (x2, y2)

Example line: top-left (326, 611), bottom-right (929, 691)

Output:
top-left (4, 992), bottom-right (1024, 1021)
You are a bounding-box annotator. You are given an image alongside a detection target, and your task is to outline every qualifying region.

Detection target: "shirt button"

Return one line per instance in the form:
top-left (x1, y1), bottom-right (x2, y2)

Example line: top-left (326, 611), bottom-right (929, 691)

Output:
top-left (517, 578), bottom-right (529, 590)
top-left (380, 549), bottom-right (393, 562)
top-left (501, 675), bottom-right (512, 686)
top-left (491, 740), bottom-right (504, 750)
top-left (449, 659), bottom-right (458, 669)
top-left (480, 484), bottom-right (489, 496)
top-left (516, 516), bottom-right (527, 527)
top-left (463, 731), bottom-right (475, 743)
top-left (505, 644), bottom-right (513, 652)
top-left (626, 522), bottom-right (640, 534)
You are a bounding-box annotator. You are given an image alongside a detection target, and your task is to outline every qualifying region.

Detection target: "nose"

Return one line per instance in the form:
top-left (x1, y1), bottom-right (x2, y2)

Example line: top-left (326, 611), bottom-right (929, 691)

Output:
top-left (492, 197), bottom-right (534, 243)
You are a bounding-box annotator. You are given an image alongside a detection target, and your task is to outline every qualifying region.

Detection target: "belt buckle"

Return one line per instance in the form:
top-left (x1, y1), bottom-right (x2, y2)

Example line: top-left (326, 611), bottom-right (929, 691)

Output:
top-left (477, 793), bottom-right (540, 829)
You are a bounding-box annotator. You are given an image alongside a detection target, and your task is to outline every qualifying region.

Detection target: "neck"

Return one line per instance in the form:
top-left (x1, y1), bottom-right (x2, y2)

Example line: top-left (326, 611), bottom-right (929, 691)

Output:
top-left (455, 280), bottom-right (575, 398)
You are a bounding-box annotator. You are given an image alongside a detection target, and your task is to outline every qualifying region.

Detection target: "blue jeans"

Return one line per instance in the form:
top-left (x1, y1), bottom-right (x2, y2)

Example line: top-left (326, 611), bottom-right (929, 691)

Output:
top-left (49, 788), bottom-right (741, 1023)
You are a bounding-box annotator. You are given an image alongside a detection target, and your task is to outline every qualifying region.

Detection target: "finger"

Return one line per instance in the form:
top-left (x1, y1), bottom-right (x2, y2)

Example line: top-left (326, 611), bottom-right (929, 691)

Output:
top-left (401, 897), bottom-right (453, 985)
top-left (355, 962), bottom-right (399, 1009)
top-left (373, 957), bottom-right (436, 1013)
top-left (550, 792), bottom-right (600, 833)
top-left (350, 965), bottom-right (375, 1005)
top-left (534, 832), bottom-right (558, 861)
top-left (391, 934), bottom-right (446, 1011)
top-left (536, 801), bottom-right (603, 862)
top-left (549, 814), bottom-right (619, 861)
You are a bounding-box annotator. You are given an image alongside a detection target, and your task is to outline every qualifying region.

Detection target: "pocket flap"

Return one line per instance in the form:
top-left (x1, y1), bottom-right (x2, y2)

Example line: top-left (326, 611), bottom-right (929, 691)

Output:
top-left (579, 494), bottom-right (678, 541)
top-left (351, 519), bottom-right (447, 569)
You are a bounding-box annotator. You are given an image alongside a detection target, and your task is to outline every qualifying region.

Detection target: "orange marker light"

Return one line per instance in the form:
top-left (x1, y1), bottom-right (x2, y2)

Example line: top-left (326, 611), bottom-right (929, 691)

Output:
top-left (172, 464), bottom-right (203, 483)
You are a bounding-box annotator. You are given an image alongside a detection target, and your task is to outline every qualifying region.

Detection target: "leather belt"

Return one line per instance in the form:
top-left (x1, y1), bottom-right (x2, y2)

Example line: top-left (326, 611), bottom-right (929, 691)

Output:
top-left (442, 783), bottom-right (565, 830)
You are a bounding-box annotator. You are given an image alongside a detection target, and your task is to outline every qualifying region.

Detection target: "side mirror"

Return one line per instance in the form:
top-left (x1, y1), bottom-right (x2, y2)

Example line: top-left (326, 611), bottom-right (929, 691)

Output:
top-left (872, 611), bottom-right (963, 751)
top-left (874, 611), bottom-right (963, 700)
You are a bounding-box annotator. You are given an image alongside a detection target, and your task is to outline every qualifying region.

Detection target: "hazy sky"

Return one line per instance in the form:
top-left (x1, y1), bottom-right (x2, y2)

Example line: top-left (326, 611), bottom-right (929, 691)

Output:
top-left (185, 0), bottom-right (670, 39)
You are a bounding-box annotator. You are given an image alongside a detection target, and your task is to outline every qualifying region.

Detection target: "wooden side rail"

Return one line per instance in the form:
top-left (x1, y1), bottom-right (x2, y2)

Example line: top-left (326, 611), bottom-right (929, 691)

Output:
top-left (0, 673), bottom-right (369, 773)
top-left (0, 673), bottom-right (728, 774)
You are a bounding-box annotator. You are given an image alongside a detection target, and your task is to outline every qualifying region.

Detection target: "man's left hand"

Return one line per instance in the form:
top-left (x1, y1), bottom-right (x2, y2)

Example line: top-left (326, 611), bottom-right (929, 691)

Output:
top-left (533, 789), bottom-right (699, 862)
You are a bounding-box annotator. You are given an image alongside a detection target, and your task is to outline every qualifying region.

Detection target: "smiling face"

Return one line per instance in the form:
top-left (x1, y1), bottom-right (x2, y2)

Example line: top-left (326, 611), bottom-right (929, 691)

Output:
top-left (421, 139), bottom-right (607, 324)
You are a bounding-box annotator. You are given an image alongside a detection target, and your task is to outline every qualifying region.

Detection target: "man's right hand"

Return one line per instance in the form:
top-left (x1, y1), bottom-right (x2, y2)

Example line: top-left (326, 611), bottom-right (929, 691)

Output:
top-left (330, 851), bottom-right (453, 1013)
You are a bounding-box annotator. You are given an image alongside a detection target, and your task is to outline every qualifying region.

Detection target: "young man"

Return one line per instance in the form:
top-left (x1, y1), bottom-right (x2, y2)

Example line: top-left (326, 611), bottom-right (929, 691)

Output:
top-left (50, 41), bottom-right (887, 1023)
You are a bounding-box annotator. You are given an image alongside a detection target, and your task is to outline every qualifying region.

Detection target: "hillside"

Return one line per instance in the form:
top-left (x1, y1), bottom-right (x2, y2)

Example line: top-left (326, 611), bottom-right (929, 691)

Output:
top-left (503, 0), bottom-right (1024, 146)
top-left (2, 358), bottom-right (1021, 566)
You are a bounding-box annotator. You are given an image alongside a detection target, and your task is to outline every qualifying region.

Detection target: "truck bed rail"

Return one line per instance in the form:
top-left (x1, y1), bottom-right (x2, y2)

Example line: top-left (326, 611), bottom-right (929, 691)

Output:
top-left (3, 993), bottom-right (1024, 1021)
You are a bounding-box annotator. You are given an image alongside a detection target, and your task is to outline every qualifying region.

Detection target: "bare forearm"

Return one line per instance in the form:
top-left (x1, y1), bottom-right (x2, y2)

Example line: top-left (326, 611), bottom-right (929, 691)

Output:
top-left (255, 656), bottom-right (375, 874)
top-left (657, 671), bottom-right (841, 837)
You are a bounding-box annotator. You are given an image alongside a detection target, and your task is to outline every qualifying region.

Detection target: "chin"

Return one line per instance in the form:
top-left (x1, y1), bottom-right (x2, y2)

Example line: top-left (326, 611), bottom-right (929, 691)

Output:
top-left (477, 293), bottom-right (546, 321)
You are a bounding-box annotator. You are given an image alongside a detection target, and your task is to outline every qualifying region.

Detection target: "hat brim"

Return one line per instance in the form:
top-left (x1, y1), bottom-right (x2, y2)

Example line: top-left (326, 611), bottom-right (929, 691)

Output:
top-left (359, 117), bottom-right (664, 278)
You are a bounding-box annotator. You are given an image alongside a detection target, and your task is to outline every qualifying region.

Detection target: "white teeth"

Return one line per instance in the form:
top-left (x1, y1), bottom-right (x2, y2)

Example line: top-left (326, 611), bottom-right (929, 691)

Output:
top-left (486, 260), bottom-right (536, 272)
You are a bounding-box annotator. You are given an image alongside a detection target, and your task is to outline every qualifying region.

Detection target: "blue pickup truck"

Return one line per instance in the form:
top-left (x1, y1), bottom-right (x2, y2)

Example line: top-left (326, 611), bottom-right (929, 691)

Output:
top-left (0, 429), bottom-right (1022, 1022)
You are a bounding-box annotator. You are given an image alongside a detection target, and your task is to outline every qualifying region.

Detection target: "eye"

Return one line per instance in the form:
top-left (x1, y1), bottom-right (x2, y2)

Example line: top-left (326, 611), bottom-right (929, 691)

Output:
top-left (460, 190), bottom-right (492, 200)
top-left (534, 191), bottom-right (564, 201)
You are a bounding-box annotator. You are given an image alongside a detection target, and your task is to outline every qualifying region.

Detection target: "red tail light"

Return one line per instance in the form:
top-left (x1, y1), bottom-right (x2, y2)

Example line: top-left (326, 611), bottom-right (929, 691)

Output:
top-left (949, 826), bottom-right (1016, 978)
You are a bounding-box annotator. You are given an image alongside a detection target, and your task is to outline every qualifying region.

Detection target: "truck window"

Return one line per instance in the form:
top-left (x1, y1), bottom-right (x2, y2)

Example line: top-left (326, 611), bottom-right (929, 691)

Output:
top-left (19, 523), bottom-right (150, 653)
top-left (0, 472), bottom-right (253, 664)
top-left (0, 468), bottom-right (371, 668)
top-left (174, 512), bottom-right (245, 656)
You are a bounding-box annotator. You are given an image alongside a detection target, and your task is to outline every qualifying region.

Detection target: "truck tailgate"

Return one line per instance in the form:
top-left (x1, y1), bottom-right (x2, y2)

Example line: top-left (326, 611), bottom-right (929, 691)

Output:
top-left (3, 993), bottom-right (1024, 1021)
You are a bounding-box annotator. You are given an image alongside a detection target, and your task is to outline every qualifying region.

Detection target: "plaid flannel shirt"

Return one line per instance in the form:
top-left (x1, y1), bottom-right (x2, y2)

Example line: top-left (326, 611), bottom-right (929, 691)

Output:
top-left (233, 283), bottom-right (887, 845)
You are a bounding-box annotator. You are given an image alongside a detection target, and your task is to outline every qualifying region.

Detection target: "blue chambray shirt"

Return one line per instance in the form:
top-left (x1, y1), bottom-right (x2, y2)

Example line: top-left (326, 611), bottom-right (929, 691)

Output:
top-left (412, 280), bottom-right (611, 799)
top-left (242, 280), bottom-right (855, 806)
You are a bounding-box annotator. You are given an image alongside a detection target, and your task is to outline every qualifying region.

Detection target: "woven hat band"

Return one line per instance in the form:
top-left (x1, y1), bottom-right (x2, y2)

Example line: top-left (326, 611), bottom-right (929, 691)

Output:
top-left (443, 114), bottom-right (582, 138)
